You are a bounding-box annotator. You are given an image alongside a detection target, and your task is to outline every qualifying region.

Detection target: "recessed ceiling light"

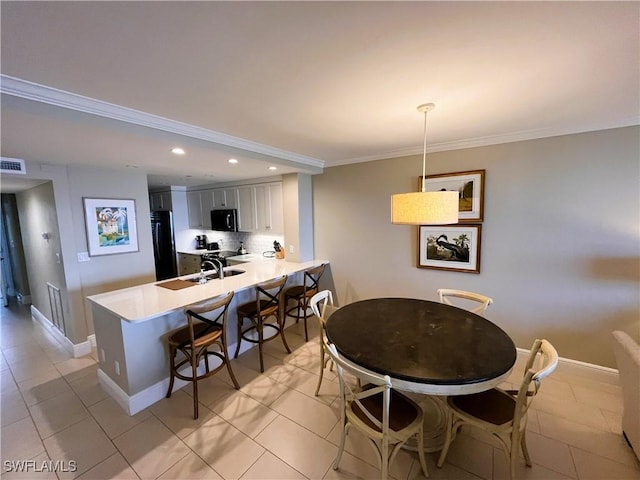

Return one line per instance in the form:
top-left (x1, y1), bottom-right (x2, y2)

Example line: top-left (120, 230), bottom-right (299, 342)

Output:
top-left (268, 166), bottom-right (277, 171)
top-left (171, 147), bottom-right (185, 155)
top-left (228, 158), bottom-right (238, 164)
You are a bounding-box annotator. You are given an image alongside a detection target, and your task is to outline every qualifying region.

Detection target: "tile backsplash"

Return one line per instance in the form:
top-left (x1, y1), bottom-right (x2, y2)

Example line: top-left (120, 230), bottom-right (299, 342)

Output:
top-left (186, 230), bottom-right (284, 256)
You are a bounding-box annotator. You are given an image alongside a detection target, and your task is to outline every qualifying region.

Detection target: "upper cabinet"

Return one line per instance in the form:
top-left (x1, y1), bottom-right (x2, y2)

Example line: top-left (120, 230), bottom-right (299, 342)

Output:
top-left (266, 182), bottom-right (283, 234)
top-left (236, 186), bottom-right (256, 232)
top-left (213, 188), bottom-right (238, 209)
top-left (187, 190), bottom-right (213, 229)
top-left (237, 182), bottom-right (283, 234)
top-left (149, 191), bottom-right (172, 211)
top-left (187, 191), bottom-right (204, 228)
top-left (187, 182), bottom-right (283, 234)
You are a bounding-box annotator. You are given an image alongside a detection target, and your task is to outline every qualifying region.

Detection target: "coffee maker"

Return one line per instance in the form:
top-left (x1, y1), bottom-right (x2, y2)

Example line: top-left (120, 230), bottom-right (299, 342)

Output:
top-left (195, 235), bottom-right (208, 250)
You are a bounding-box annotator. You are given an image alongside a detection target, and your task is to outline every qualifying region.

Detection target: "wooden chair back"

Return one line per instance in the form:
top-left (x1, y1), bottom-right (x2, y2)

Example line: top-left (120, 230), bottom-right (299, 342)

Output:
top-left (437, 288), bottom-right (493, 315)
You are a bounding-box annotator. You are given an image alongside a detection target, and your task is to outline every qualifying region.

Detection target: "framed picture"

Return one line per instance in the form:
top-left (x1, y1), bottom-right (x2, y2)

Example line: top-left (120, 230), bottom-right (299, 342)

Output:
top-left (421, 169), bottom-right (485, 222)
top-left (83, 198), bottom-right (139, 256)
top-left (418, 224), bottom-right (482, 273)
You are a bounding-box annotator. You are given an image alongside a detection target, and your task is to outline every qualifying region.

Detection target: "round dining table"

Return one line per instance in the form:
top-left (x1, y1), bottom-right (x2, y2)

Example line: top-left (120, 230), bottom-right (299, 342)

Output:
top-left (325, 297), bottom-right (517, 451)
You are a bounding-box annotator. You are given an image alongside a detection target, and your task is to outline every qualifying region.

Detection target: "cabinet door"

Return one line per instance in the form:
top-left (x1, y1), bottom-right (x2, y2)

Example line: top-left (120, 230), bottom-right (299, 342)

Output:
top-left (213, 189), bottom-right (226, 208)
top-left (149, 193), bottom-right (161, 210)
top-left (200, 190), bottom-right (214, 229)
top-left (160, 191), bottom-right (172, 211)
top-left (150, 191), bottom-right (172, 211)
top-left (254, 184), bottom-right (268, 232)
top-left (178, 253), bottom-right (201, 275)
top-left (213, 188), bottom-right (238, 209)
top-left (237, 186), bottom-right (257, 232)
top-left (267, 182), bottom-right (284, 234)
top-left (187, 192), bottom-right (204, 228)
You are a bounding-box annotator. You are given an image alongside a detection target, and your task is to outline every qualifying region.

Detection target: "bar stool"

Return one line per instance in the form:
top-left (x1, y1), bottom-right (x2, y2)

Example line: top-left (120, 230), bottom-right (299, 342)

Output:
top-left (234, 275), bottom-right (290, 372)
top-left (166, 291), bottom-right (239, 419)
top-left (284, 263), bottom-right (325, 341)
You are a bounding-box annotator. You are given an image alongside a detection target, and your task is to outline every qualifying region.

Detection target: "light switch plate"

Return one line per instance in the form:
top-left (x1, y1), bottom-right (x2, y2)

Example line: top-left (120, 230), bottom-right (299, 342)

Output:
top-left (77, 252), bottom-right (90, 262)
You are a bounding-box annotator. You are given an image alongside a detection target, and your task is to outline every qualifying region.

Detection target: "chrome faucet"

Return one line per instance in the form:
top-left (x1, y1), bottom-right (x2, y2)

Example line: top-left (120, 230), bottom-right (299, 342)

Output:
top-left (201, 258), bottom-right (224, 280)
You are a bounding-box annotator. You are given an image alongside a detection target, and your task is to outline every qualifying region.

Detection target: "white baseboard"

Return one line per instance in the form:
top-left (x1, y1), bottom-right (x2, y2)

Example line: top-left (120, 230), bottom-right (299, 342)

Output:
top-left (98, 366), bottom-right (190, 415)
top-left (31, 305), bottom-right (94, 359)
top-left (516, 347), bottom-right (618, 384)
top-left (96, 345), bottom-right (251, 416)
top-left (98, 342), bottom-right (619, 417)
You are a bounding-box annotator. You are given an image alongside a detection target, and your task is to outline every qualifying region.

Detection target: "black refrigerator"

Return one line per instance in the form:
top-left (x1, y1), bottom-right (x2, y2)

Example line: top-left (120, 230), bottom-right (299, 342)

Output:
top-left (150, 211), bottom-right (177, 281)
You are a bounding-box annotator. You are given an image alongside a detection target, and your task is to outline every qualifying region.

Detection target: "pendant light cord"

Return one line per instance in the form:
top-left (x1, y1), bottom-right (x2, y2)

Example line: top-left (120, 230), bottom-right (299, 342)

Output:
top-left (421, 108), bottom-right (428, 192)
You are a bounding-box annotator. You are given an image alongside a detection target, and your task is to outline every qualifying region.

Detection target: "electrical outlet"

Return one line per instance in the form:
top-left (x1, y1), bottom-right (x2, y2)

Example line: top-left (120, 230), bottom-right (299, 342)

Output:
top-left (77, 252), bottom-right (90, 262)
top-left (114, 361), bottom-right (120, 376)
top-left (289, 244), bottom-right (295, 254)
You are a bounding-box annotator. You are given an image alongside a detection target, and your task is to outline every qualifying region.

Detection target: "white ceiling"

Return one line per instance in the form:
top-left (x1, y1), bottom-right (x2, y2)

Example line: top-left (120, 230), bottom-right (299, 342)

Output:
top-left (1, 1), bottom-right (638, 192)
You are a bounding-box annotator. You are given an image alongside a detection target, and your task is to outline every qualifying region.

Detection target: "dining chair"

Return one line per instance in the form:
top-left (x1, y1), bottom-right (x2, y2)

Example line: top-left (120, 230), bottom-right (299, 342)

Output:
top-left (166, 291), bottom-right (239, 419)
top-left (326, 342), bottom-right (429, 480)
top-left (234, 275), bottom-right (290, 372)
top-left (284, 263), bottom-right (325, 341)
top-left (436, 288), bottom-right (493, 315)
top-left (309, 289), bottom-right (339, 396)
top-left (437, 338), bottom-right (558, 480)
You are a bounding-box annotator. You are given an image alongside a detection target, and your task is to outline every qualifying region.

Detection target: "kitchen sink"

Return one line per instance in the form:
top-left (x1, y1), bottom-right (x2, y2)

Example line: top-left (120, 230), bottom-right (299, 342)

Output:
top-left (187, 269), bottom-right (245, 282)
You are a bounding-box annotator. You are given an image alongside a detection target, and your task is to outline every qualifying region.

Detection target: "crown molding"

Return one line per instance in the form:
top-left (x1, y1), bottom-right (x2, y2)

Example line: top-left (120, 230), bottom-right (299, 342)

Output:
top-left (0, 74), bottom-right (325, 169)
top-left (326, 118), bottom-right (640, 167)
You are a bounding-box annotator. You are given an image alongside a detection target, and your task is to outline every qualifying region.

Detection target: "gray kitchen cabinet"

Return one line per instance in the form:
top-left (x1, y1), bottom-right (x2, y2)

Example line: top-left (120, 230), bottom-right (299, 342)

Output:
top-left (178, 253), bottom-right (201, 275)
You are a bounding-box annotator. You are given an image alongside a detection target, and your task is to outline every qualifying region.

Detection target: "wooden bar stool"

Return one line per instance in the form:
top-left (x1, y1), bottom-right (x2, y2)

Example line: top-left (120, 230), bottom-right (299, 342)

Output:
top-left (284, 263), bottom-right (325, 341)
top-left (166, 291), bottom-right (239, 419)
top-left (234, 275), bottom-right (290, 372)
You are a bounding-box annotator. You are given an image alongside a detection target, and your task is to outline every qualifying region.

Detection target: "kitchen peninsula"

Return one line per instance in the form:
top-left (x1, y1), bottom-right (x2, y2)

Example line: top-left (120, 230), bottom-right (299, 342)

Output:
top-left (87, 258), bottom-right (328, 415)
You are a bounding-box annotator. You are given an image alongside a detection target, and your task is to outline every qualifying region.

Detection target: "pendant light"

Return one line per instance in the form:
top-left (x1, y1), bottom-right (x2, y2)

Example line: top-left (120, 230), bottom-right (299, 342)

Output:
top-left (391, 103), bottom-right (459, 225)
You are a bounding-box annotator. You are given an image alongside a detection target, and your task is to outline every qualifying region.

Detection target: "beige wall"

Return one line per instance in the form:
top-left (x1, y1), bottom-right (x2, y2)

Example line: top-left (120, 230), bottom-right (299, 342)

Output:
top-left (11, 161), bottom-right (155, 344)
top-left (313, 126), bottom-right (640, 368)
top-left (16, 182), bottom-right (70, 335)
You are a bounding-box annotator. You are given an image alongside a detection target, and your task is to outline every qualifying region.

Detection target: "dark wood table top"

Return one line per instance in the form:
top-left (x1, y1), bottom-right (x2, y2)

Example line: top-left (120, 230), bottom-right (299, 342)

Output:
top-left (325, 298), bottom-right (517, 395)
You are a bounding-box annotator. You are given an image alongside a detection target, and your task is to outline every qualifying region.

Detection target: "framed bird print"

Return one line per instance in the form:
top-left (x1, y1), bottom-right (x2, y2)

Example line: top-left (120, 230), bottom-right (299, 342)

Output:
top-left (420, 169), bottom-right (485, 222)
top-left (418, 224), bottom-right (481, 273)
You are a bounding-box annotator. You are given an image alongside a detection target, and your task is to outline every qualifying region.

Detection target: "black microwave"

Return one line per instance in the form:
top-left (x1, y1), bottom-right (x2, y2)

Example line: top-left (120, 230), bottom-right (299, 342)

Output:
top-left (211, 209), bottom-right (238, 232)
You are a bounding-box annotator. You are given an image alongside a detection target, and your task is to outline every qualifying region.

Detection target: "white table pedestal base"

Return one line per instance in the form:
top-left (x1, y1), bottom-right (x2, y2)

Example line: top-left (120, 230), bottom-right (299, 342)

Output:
top-left (403, 394), bottom-right (448, 453)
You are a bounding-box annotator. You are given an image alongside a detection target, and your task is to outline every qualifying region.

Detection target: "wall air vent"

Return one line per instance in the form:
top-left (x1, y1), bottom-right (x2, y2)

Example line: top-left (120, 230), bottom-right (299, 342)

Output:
top-left (0, 157), bottom-right (26, 174)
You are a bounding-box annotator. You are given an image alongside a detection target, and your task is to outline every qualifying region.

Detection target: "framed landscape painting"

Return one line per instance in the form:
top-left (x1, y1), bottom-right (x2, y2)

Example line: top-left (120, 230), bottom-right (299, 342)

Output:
top-left (84, 198), bottom-right (139, 256)
top-left (421, 169), bottom-right (485, 222)
top-left (418, 224), bottom-right (482, 273)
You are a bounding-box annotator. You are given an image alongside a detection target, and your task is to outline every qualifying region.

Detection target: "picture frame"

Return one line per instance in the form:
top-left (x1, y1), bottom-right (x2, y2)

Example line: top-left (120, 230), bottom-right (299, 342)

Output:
top-left (83, 198), bottom-right (139, 256)
top-left (421, 169), bottom-right (485, 222)
top-left (418, 224), bottom-right (482, 273)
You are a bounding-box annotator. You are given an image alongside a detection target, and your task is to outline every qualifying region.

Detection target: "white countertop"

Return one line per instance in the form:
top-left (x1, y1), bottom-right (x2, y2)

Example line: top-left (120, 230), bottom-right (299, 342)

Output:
top-left (87, 259), bottom-right (327, 323)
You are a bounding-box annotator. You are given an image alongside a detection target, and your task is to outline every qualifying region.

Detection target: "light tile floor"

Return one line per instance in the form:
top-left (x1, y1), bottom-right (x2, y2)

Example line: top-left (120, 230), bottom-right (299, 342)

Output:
top-left (1, 300), bottom-right (639, 479)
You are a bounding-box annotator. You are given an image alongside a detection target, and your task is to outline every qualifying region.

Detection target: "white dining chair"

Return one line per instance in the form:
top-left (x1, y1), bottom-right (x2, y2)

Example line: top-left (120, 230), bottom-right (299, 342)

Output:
top-left (437, 288), bottom-right (493, 315)
top-left (309, 289), bottom-right (339, 396)
top-left (326, 341), bottom-right (429, 480)
top-left (437, 338), bottom-right (558, 480)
